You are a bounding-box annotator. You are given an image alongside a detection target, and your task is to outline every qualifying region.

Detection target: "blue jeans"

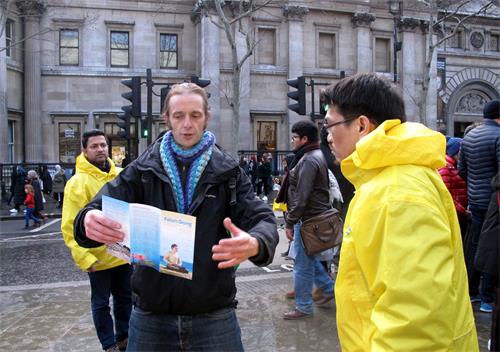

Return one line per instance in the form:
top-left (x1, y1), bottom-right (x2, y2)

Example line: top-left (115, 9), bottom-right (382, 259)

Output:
top-left (24, 208), bottom-right (40, 227)
top-left (293, 223), bottom-right (334, 314)
top-left (466, 206), bottom-right (495, 303)
top-left (127, 306), bottom-right (244, 351)
top-left (88, 264), bottom-right (133, 350)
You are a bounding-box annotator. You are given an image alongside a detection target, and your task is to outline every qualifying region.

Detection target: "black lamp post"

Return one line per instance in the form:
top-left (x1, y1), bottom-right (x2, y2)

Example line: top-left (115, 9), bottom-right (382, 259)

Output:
top-left (389, 0), bottom-right (403, 83)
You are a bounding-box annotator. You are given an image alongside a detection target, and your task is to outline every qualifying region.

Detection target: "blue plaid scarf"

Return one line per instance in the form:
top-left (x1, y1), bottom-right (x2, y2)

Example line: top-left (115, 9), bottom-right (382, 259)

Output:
top-left (160, 131), bottom-right (215, 213)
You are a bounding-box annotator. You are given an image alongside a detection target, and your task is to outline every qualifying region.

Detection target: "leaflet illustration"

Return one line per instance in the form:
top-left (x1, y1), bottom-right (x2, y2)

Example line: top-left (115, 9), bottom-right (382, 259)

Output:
top-left (102, 195), bottom-right (196, 280)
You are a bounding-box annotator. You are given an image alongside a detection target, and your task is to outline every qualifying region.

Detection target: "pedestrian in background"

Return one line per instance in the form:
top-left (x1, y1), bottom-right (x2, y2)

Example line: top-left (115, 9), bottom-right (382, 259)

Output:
top-left (27, 170), bottom-right (47, 223)
top-left (282, 120), bottom-right (335, 320)
top-left (61, 130), bottom-right (132, 352)
top-left (474, 173), bottom-right (499, 351)
top-left (439, 137), bottom-right (468, 243)
top-left (324, 73), bottom-right (478, 351)
top-left (459, 99), bottom-right (500, 314)
top-left (52, 165), bottom-right (66, 208)
top-left (23, 184), bottom-right (41, 229)
top-left (39, 165), bottom-right (53, 196)
top-left (10, 166), bottom-right (27, 214)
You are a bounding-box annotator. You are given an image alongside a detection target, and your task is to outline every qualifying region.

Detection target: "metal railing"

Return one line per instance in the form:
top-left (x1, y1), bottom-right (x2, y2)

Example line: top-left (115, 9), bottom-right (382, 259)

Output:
top-left (1, 163), bottom-right (75, 200)
top-left (237, 150), bottom-right (292, 176)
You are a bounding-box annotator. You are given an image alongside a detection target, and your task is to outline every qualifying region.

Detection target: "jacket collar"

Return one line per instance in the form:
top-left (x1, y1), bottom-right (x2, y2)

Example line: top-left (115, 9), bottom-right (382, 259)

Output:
top-left (75, 153), bottom-right (119, 180)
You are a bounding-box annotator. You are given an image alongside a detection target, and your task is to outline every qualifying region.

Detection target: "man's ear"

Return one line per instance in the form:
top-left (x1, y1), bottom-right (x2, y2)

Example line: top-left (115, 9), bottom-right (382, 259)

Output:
top-left (358, 115), bottom-right (376, 136)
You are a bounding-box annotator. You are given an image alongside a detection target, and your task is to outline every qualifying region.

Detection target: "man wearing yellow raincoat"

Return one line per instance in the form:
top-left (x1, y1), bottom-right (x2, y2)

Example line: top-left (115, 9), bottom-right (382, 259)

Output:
top-left (322, 73), bottom-right (478, 351)
top-left (61, 130), bottom-right (132, 352)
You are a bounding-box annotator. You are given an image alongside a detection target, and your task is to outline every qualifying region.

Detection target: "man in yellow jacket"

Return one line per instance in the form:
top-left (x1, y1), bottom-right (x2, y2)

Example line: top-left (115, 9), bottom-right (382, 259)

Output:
top-left (322, 73), bottom-right (478, 351)
top-left (61, 130), bottom-right (132, 352)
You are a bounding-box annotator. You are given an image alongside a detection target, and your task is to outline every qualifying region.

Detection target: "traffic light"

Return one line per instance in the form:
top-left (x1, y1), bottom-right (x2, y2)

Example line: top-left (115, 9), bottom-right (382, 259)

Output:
top-left (319, 90), bottom-right (328, 118)
top-left (287, 76), bottom-right (306, 115)
top-left (190, 75), bottom-right (211, 88)
top-left (160, 86), bottom-right (171, 114)
top-left (121, 76), bottom-right (141, 117)
top-left (140, 117), bottom-right (149, 138)
top-left (117, 107), bottom-right (131, 139)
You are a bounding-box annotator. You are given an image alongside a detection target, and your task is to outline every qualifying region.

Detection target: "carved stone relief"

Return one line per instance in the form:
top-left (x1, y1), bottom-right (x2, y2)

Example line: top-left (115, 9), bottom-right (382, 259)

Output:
top-left (456, 92), bottom-right (487, 114)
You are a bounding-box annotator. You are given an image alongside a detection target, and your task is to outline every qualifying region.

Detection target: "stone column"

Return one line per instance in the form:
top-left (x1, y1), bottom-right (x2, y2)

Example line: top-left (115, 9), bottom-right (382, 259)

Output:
top-left (424, 25), bottom-right (437, 130)
top-left (0, 6), bottom-right (8, 162)
top-left (198, 15), bottom-right (221, 138)
top-left (236, 19), bottom-right (251, 151)
top-left (284, 5), bottom-right (309, 131)
top-left (17, 0), bottom-right (45, 162)
top-left (351, 13), bottom-right (375, 73)
top-left (398, 17), bottom-right (421, 123)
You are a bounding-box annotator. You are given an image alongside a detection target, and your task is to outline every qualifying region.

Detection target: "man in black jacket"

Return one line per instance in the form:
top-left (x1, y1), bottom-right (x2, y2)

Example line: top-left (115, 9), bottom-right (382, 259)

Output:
top-left (73, 83), bottom-right (278, 351)
top-left (459, 99), bottom-right (500, 314)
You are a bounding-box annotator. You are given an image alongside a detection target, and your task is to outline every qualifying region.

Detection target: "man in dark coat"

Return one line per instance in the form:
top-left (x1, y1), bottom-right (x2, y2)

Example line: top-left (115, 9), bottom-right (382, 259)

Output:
top-left (459, 99), bottom-right (500, 313)
top-left (73, 83), bottom-right (278, 351)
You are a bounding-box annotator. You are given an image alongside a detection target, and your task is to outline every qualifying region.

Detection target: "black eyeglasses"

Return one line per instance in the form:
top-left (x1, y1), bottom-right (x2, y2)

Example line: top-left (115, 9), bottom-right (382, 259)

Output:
top-left (323, 116), bottom-right (359, 130)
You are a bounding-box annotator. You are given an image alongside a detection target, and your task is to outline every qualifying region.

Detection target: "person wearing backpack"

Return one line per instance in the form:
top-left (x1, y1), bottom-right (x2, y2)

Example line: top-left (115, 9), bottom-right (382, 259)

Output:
top-left (73, 83), bottom-right (278, 351)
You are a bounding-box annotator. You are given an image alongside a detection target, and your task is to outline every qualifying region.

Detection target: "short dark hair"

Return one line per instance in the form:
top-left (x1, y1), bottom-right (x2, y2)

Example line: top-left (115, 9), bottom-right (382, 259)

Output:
top-left (82, 130), bottom-right (107, 148)
top-left (321, 73), bottom-right (406, 126)
top-left (291, 120), bottom-right (319, 143)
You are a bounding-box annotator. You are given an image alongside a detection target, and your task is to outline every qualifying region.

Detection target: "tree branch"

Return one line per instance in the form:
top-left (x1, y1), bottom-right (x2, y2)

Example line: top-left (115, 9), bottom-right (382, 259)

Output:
top-left (228, 0), bottom-right (278, 25)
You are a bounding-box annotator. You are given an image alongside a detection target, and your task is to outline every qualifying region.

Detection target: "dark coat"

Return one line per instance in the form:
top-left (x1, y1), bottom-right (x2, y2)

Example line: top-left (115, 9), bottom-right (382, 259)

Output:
top-left (458, 119), bottom-right (500, 209)
top-left (31, 179), bottom-right (44, 212)
top-left (13, 168), bottom-right (27, 206)
top-left (73, 138), bottom-right (278, 315)
top-left (474, 174), bottom-right (499, 277)
top-left (40, 168), bottom-right (53, 194)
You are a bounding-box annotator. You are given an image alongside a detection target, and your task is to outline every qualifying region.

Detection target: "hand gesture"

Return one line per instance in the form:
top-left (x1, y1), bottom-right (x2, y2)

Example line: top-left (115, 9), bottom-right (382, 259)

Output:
top-left (212, 218), bottom-right (260, 269)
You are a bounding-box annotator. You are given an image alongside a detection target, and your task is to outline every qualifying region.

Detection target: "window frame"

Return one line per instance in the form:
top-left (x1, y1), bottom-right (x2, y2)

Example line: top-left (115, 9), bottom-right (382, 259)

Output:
top-left (159, 33), bottom-right (178, 69)
top-left (373, 36), bottom-right (392, 74)
top-left (59, 28), bottom-right (80, 66)
top-left (488, 31), bottom-right (500, 52)
top-left (256, 26), bottom-right (277, 66)
top-left (110, 30), bottom-right (130, 68)
top-left (314, 24), bottom-right (340, 70)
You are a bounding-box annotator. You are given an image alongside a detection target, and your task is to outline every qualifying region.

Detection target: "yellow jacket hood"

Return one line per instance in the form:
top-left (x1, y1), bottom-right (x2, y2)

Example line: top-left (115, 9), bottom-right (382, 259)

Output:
top-left (341, 119), bottom-right (446, 188)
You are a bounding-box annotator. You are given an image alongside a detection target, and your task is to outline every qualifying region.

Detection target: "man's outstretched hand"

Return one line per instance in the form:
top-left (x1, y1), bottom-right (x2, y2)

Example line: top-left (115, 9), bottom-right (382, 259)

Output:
top-left (212, 218), bottom-right (260, 269)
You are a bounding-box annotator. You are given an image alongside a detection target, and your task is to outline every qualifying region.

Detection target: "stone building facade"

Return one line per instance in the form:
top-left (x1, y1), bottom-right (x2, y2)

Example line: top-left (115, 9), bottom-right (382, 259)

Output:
top-left (1, 0), bottom-right (499, 164)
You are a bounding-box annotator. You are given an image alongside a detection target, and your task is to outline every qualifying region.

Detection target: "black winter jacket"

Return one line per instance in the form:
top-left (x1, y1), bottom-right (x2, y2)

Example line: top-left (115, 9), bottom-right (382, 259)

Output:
top-left (474, 173), bottom-right (499, 277)
top-left (74, 138), bottom-right (278, 315)
top-left (458, 119), bottom-right (500, 209)
top-left (286, 148), bottom-right (331, 228)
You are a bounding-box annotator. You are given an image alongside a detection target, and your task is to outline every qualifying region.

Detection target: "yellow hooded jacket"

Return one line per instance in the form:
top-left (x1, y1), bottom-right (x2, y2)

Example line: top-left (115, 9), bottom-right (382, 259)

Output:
top-left (336, 120), bottom-right (478, 351)
top-left (61, 153), bottom-right (127, 271)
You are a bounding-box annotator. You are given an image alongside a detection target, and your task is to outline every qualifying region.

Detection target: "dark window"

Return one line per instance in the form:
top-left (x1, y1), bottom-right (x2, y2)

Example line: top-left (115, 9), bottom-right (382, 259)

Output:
top-left (111, 31), bottom-right (129, 67)
top-left (8, 120), bottom-right (14, 162)
top-left (59, 29), bottom-right (79, 65)
top-left (159, 33), bottom-right (177, 69)
top-left (490, 34), bottom-right (500, 51)
top-left (6, 19), bottom-right (12, 58)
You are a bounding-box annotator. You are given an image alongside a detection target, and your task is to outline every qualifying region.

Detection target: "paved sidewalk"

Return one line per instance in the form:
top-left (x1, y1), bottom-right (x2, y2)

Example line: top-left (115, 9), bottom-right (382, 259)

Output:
top-left (0, 273), bottom-right (341, 352)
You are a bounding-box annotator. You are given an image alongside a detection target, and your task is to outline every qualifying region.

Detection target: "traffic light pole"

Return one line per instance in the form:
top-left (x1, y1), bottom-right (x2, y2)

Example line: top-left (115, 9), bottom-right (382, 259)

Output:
top-left (146, 69), bottom-right (153, 145)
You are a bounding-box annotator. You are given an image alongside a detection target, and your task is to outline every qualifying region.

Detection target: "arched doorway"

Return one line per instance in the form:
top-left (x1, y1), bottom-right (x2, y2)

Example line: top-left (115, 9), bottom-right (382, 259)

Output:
top-left (445, 81), bottom-right (499, 137)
